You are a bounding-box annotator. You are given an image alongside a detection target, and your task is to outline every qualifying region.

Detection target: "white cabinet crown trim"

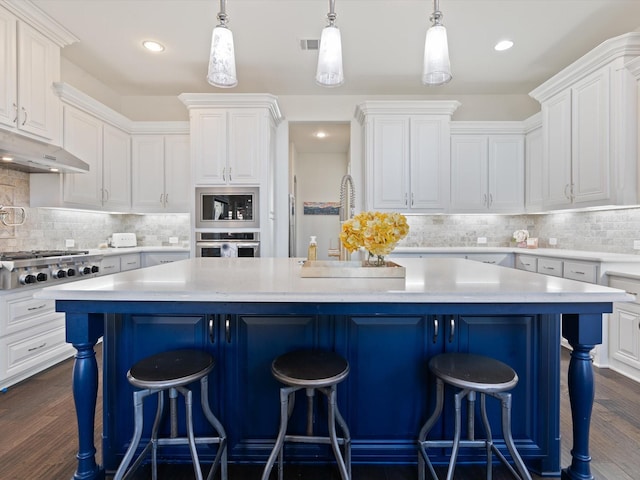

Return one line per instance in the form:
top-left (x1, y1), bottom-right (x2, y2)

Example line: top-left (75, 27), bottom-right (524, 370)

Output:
top-left (1, 0), bottom-right (78, 47)
top-left (179, 93), bottom-right (283, 125)
top-left (450, 121), bottom-right (525, 135)
top-left (530, 32), bottom-right (640, 102)
top-left (626, 56), bottom-right (640, 79)
top-left (354, 100), bottom-right (461, 123)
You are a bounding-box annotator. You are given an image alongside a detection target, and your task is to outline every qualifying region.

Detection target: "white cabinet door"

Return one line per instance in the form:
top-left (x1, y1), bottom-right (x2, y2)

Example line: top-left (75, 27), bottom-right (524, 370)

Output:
top-left (192, 110), bottom-right (226, 184)
top-left (62, 106), bottom-right (103, 207)
top-left (0, 8), bottom-right (58, 141)
top-left (369, 116), bottom-right (410, 210)
top-left (0, 8), bottom-right (17, 130)
top-left (228, 110), bottom-right (261, 184)
top-left (450, 135), bottom-right (487, 212)
top-left (102, 124), bottom-right (130, 210)
top-left (132, 134), bottom-right (190, 213)
top-left (488, 136), bottom-right (524, 212)
top-left (571, 68), bottom-right (610, 204)
top-left (131, 135), bottom-right (165, 210)
top-left (410, 117), bottom-right (449, 211)
top-left (16, 21), bottom-right (58, 140)
top-left (525, 126), bottom-right (543, 211)
top-left (542, 90), bottom-right (572, 209)
top-left (451, 134), bottom-right (524, 213)
top-left (164, 134), bottom-right (190, 213)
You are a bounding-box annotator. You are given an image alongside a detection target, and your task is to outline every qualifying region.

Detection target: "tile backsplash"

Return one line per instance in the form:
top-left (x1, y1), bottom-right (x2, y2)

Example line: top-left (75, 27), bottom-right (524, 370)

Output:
top-left (2, 166), bottom-right (640, 254)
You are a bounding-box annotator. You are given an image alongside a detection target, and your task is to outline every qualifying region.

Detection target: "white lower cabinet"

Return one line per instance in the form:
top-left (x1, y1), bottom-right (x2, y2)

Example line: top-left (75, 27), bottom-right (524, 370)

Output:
top-left (141, 252), bottom-right (189, 268)
top-left (608, 276), bottom-right (640, 382)
top-left (0, 289), bottom-right (74, 390)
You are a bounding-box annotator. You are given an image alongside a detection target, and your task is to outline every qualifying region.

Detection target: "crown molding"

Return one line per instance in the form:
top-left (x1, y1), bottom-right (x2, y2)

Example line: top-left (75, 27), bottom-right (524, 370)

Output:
top-left (178, 93), bottom-right (283, 126)
top-left (530, 32), bottom-right (640, 103)
top-left (1, 0), bottom-right (78, 47)
top-left (354, 100), bottom-right (461, 124)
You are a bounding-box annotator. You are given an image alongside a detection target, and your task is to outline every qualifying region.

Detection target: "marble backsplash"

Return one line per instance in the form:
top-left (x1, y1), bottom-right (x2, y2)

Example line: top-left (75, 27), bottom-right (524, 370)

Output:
top-left (2, 166), bottom-right (640, 254)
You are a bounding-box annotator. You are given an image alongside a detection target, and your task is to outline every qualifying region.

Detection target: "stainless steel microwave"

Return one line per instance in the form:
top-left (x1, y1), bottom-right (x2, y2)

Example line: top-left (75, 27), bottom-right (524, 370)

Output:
top-left (195, 186), bottom-right (259, 229)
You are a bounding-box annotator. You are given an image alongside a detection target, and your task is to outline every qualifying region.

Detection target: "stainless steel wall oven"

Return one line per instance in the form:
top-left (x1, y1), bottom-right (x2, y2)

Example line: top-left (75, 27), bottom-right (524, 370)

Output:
top-left (195, 186), bottom-right (259, 229)
top-left (195, 232), bottom-right (260, 258)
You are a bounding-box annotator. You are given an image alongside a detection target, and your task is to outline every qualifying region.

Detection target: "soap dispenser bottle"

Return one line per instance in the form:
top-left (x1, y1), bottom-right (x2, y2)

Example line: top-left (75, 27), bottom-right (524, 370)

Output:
top-left (308, 236), bottom-right (318, 261)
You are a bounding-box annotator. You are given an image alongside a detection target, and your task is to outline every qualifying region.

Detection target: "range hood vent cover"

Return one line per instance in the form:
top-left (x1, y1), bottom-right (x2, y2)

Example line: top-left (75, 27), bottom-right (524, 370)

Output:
top-left (0, 131), bottom-right (89, 174)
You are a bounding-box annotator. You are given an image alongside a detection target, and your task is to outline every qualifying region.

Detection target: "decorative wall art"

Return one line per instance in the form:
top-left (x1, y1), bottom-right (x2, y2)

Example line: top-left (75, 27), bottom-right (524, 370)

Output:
top-left (303, 201), bottom-right (340, 215)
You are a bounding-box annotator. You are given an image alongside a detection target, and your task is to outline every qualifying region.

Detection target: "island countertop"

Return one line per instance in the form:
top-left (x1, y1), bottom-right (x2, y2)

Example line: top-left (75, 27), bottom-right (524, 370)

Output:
top-left (37, 257), bottom-right (632, 304)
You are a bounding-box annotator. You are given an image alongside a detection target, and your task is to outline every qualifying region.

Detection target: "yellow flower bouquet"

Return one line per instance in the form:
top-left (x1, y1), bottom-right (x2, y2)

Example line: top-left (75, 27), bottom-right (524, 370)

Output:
top-left (340, 211), bottom-right (409, 266)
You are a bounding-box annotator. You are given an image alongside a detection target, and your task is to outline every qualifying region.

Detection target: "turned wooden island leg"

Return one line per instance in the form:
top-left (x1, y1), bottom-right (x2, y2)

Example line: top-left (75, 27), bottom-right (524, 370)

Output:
top-left (65, 312), bottom-right (105, 480)
top-left (561, 313), bottom-right (602, 480)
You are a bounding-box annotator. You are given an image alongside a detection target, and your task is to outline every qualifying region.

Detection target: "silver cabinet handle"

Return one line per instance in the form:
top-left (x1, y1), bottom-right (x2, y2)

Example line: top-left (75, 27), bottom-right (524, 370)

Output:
top-left (12, 103), bottom-right (18, 123)
top-left (225, 315), bottom-right (231, 343)
top-left (411, 192), bottom-right (414, 207)
top-left (27, 303), bottom-right (47, 311)
top-left (222, 167), bottom-right (226, 182)
top-left (228, 167), bottom-right (232, 182)
top-left (164, 193), bottom-right (168, 206)
top-left (488, 193), bottom-right (493, 207)
top-left (433, 317), bottom-right (439, 344)
top-left (28, 342), bottom-right (47, 352)
top-left (21, 106), bottom-right (27, 126)
top-left (209, 315), bottom-right (215, 343)
top-left (159, 193), bottom-right (164, 205)
top-left (570, 270), bottom-right (585, 275)
top-left (483, 193), bottom-right (487, 206)
top-left (449, 317), bottom-right (455, 343)
top-left (404, 193), bottom-right (408, 206)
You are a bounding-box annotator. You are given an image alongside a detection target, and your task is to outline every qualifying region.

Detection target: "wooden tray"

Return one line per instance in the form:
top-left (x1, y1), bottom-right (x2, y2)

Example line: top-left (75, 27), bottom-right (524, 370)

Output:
top-left (300, 260), bottom-right (406, 278)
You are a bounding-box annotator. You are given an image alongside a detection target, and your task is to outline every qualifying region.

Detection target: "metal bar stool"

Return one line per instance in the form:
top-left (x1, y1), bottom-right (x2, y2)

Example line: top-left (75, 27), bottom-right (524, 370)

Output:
top-left (261, 349), bottom-right (351, 480)
top-left (418, 352), bottom-right (532, 480)
top-left (113, 349), bottom-right (227, 480)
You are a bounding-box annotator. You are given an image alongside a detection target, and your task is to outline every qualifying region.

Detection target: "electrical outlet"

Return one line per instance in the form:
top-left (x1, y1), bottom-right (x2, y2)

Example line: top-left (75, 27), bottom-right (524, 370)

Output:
top-left (549, 238), bottom-right (557, 246)
top-left (477, 237), bottom-right (487, 244)
top-left (169, 236), bottom-right (179, 244)
top-left (65, 239), bottom-right (75, 248)
top-left (634, 240), bottom-right (640, 250)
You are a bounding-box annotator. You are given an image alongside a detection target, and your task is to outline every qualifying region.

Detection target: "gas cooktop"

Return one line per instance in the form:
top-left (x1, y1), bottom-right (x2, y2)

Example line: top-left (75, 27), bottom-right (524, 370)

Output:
top-left (0, 250), bottom-right (89, 261)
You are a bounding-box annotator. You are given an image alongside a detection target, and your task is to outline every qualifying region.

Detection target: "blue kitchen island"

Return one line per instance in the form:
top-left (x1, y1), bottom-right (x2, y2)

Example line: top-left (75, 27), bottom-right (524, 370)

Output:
top-left (38, 257), bottom-right (632, 480)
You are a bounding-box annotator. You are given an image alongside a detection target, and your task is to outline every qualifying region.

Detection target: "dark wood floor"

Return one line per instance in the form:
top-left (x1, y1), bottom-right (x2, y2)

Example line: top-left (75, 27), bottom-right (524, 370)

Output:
top-left (1, 347), bottom-right (639, 480)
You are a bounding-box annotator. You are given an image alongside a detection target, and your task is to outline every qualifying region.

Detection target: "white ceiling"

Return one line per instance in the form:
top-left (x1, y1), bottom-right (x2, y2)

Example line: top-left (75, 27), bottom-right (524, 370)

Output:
top-left (29, 0), bottom-right (640, 153)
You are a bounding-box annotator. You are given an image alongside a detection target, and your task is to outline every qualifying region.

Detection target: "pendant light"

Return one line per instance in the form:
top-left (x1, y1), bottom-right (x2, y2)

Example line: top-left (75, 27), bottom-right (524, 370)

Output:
top-left (207, 0), bottom-right (237, 88)
top-left (316, 0), bottom-right (344, 87)
top-left (422, 0), bottom-right (452, 86)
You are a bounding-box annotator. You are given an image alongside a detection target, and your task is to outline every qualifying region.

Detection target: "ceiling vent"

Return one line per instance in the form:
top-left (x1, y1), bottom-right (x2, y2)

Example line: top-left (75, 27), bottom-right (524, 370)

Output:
top-left (300, 39), bottom-right (320, 51)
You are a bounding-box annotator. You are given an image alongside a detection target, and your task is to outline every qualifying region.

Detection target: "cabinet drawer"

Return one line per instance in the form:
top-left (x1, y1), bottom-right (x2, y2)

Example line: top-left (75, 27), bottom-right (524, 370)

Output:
top-left (0, 318), bottom-right (72, 383)
top-left (120, 253), bottom-right (141, 271)
top-left (609, 277), bottom-right (640, 304)
top-left (515, 255), bottom-right (537, 272)
top-left (537, 258), bottom-right (563, 277)
top-left (1, 291), bottom-right (58, 336)
top-left (101, 256), bottom-right (121, 275)
top-left (464, 253), bottom-right (513, 268)
top-left (563, 261), bottom-right (598, 284)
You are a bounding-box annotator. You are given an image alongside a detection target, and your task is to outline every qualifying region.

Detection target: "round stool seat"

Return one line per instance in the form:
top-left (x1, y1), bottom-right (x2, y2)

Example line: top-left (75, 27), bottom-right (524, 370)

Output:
top-left (272, 349), bottom-right (349, 389)
top-left (429, 352), bottom-right (518, 393)
top-left (128, 349), bottom-right (215, 389)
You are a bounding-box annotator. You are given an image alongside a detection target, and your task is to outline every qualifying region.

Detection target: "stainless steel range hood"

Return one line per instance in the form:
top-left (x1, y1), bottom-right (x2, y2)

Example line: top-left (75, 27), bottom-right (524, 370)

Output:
top-left (0, 130), bottom-right (89, 174)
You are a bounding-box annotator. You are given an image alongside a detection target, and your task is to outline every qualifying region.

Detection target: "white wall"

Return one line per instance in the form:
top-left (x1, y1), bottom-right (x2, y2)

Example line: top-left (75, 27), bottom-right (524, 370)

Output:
top-left (295, 152), bottom-right (348, 260)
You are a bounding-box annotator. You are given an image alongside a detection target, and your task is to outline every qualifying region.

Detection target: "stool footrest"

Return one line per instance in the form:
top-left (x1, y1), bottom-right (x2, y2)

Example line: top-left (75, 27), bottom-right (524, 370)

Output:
top-left (420, 439), bottom-right (488, 449)
top-left (157, 436), bottom-right (227, 447)
top-left (284, 434), bottom-right (348, 446)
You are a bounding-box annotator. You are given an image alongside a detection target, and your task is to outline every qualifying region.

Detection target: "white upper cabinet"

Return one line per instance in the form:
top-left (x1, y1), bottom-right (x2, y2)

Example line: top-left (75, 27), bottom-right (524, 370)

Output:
top-left (0, 5), bottom-right (63, 142)
top-left (355, 101), bottom-right (460, 213)
top-left (524, 114), bottom-right (543, 212)
top-left (131, 133), bottom-right (190, 213)
top-left (179, 94), bottom-right (282, 187)
top-left (530, 32), bottom-right (640, 210)
top-left (450, 123), bottom-right (524, 213)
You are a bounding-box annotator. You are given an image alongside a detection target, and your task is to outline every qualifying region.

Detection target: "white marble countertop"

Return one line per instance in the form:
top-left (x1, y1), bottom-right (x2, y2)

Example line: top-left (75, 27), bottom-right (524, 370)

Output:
top-left (37, 257), bottom-right (632, 304)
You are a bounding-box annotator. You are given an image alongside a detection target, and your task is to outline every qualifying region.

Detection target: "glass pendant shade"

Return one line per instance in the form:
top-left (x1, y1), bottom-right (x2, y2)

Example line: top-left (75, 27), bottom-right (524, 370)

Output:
top-left (422, 24), bottom-right (452, 86)
top-left (316, 25), bottom-right (344, 87)
top-left (207, 25), bottom-right (237, 88)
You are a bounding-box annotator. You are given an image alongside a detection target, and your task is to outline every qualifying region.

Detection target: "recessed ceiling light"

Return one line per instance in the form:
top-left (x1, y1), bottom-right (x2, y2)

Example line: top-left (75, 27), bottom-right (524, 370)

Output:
top-left (314, 131), bottom-right (327, 139)
top-left (2, 156), bottom-right (13, 162)
top-left (494, 40), bottom-right (514, 52)
top-left (142, 40), bottom-right (165, 52)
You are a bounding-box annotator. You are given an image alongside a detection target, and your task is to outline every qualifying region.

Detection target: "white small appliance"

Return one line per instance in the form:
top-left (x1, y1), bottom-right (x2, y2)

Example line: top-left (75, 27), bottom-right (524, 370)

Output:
top-left (111, 233), bottom-right (137, 248)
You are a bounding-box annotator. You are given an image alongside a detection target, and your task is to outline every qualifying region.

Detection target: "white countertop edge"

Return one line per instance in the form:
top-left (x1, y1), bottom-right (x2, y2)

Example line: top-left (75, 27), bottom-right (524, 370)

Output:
top-left (393, 247), bottom-right (640, 263)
